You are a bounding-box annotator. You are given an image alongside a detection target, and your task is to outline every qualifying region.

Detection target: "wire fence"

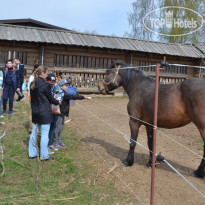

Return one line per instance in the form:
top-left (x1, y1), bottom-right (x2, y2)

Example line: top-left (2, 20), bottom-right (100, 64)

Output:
top-left (91, 99), bottom-right (205, 160)
top-left (76, 102), bottom-right (205, 199)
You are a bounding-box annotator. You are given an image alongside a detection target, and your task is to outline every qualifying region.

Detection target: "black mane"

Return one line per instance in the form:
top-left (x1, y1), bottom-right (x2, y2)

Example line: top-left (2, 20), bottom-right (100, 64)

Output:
top-left (107, 61), bottom-right (155, 83)
top-left (107, 61), bottom-right (129, 70)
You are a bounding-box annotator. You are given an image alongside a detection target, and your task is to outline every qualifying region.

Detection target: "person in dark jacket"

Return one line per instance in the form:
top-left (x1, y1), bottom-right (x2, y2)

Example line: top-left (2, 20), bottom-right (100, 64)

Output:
top-left (51, 79), bottom-right (91, 149)
top-left (2, 59), bottom-right (20, 115)
top-left (28, 66), bottom-right (61, 161)
top-left (14, 58), bottom-right (25, 101)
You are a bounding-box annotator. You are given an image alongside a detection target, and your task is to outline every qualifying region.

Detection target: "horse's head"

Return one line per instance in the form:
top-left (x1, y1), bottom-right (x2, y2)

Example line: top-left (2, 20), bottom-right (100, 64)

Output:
top-left (98, 62), bottom-right (128, 94)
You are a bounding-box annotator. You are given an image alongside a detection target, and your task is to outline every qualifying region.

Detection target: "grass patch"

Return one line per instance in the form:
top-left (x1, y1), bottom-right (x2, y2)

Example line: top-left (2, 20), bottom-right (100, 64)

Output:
top-left (196, 139), bottom-right (204, 151)
top-left (0, 100), bottom-right (131, 204)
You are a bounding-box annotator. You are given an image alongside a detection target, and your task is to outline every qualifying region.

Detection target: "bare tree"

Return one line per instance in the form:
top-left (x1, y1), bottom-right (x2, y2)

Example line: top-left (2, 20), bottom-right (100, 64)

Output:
top-left (124, 0), bottom-right (156, 40)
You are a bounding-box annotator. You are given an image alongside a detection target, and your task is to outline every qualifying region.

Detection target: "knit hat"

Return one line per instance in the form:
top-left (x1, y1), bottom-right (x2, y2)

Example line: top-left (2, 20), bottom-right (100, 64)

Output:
top-left (58, 78), bottom-right (69, 87)
top-left (47, 73), bottom-right (56, 85)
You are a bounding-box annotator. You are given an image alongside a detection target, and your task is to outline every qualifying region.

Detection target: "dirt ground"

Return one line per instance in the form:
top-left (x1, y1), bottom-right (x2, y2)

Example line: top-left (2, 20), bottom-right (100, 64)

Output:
top-left (68, 97), bottom-right (205, 205)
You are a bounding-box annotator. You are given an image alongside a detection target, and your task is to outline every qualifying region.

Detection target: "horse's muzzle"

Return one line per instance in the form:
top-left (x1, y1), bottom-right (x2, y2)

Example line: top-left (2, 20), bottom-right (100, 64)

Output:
top-left (98, 81), bottom-right (108, 94)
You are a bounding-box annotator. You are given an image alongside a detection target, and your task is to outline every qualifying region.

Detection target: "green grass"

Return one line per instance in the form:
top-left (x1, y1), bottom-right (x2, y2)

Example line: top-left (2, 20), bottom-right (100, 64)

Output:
top-left (0, 100), bottom-right (131, 204)
top-left (197, 139), bottom-right (204, 151)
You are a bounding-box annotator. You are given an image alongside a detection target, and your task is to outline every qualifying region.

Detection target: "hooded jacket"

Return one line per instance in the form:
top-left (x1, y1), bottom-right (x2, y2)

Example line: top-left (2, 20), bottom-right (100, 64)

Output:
top-left (2, 66), bottom-right (20, 90)
top-left (60, 91), bottom-right (85, 117)
top-left (30, 77), bottom-right (59, 124)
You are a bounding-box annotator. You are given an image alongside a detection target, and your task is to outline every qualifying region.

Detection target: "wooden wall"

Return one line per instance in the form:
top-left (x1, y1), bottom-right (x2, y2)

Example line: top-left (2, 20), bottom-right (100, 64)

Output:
top-left (0, 40), bottom-right (201, 79)
top-left (44, 44), bottom-right (125, 68)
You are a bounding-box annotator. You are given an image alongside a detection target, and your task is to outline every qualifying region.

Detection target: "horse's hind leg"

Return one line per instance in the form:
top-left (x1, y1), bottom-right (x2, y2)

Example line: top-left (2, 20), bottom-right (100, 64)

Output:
top-left (122, 118), bottom-right (140, 166)
top-left (194, 128), bottom-right (205, 178)
top-left (146, 126), bottom-right (153, 168)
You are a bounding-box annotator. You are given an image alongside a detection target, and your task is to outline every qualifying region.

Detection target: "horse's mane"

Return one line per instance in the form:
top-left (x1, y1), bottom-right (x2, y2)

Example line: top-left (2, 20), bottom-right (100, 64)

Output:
top-left (107, 61), bottom-right (155, 83)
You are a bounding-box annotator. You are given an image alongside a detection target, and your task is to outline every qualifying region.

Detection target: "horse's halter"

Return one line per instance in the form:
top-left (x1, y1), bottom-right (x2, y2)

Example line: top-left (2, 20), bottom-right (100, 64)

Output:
top-left (99, 65), bottom-right (121, 93)
top-left (104, 65), bottom-right (121, 85)
top-left (112, 65), bottom-right (120, 83)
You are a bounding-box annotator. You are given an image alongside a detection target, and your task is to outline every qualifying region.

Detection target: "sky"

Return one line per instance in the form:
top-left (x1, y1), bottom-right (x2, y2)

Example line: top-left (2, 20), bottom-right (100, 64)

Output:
top-left (0, 0), bottom-right (135, 37)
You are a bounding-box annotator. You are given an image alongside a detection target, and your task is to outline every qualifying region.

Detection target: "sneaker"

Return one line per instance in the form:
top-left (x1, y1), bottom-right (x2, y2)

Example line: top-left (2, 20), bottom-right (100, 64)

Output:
top-left (29, 156), bottom-right (37, 159)
top-left (41, 156), bottom-right (55, 161)
top-left (48, 148), bottom-right (54, 155)
top-left (49, 145), bottom-right (58, 151)
top-left (19, 96), bottom-right (25, 102)
top-left (51, 143), bottom-right (63, 150)
top-left (9, 111), bottom-right (13, 116)
top-left (0, 115), bottom-right (4, 118)
top-left (58, 142), bottom-right (67, 148)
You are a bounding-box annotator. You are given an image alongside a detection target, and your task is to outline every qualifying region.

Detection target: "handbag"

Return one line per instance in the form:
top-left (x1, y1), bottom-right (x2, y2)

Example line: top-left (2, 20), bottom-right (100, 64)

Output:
top-left (51, 104), bottom-right (61, 114)
top-left (51, 92), bottom-right (61, 114)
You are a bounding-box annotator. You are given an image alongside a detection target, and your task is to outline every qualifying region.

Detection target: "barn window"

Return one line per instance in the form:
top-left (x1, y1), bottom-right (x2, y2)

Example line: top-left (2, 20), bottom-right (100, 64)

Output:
top-left (139, 61), bottom-right (187, 74)
top-left (0, 51), bottom-right (9, 64)
top-left (54, 54), bottom-right (116, 69)
top-left (0, 51), bottom-right (27, 64)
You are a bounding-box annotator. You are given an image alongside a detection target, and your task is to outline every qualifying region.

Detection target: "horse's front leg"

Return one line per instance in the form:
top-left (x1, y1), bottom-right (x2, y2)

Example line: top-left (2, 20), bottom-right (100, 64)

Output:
top-left (146, 126), bottom-right (153, 168)
top-left (123, 118), bottom-right (140, 166)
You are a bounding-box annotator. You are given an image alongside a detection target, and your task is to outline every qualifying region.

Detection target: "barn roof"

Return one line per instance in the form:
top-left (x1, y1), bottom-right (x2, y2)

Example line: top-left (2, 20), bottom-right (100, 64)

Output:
top-left (0, 23), bottom-right (204, 59)
top-left (0, 18), bottom-right (70, 31)
top-left (195, 44), bottom-right (205, 55)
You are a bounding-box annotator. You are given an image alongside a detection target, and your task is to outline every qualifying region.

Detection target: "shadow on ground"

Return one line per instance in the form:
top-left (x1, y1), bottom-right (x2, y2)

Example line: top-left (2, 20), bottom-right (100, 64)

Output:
top-left (81, 136), bottom-right (200, 179)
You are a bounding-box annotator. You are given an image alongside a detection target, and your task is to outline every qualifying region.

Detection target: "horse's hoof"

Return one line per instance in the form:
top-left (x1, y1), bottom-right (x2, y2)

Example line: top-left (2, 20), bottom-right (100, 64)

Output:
top-left (146, 161), bottom-right (152, 168)
top-left (193, 170), bottom-right (205, 178)
top-left (122, 160), bottom-right (133, 167)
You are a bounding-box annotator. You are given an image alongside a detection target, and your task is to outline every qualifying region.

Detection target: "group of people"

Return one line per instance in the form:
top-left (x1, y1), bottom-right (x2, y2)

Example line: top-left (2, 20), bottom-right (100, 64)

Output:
top-left (28, 65), bottom-right (91, 161)
top-left (1, 58), bottom-right (25, 116)
top-left (1, 60), bottom-right (91, 161)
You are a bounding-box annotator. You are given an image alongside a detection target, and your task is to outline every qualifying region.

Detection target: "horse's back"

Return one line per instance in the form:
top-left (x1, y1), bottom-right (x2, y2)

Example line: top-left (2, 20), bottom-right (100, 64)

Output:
top-left (181, 78), bottom-right (205, 126)
top-left (181, 78), bottom-right (205, 93)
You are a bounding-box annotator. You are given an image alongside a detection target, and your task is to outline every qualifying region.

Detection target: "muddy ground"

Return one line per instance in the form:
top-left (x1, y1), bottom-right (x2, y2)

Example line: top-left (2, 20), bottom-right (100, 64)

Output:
top-left (68, 97), bottom-right (205, 205)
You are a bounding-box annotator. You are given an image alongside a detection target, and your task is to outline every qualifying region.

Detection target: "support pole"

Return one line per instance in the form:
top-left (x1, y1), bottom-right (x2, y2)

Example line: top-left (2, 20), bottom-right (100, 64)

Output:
top-left (150, 63), bottom-right (160, 205)
top-left (150, 56), bottom-right (166, 205)
top-left (41, 45), bottom-right (45, 65)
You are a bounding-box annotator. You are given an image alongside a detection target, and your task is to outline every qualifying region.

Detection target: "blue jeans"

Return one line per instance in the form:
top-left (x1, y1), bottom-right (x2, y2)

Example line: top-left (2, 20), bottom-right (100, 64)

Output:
top-left (29, 123), bottom-right (50, 160)
top-left (3, 84), bottom-right (15, 112)
top-left (48, 114), bottom-right (57, 146)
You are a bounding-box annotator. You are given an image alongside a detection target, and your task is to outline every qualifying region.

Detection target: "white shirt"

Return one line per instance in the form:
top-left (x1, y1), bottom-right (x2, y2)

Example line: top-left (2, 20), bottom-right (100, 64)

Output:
top-left (28, 74), bottom-right (34, 96)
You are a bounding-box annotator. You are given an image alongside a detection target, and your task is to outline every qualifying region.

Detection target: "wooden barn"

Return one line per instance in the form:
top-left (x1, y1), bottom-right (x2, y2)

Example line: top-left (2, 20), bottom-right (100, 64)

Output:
top-left (0, 18), bottom-right (205, 93)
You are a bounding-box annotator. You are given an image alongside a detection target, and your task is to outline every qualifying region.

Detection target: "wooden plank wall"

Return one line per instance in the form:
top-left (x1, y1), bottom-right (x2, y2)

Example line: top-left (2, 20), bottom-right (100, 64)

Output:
top-left (43, 44), bottom-right (125, 69)
top-left (0, 40), bottom-right (202, 94)
top-left (0, 41), bottom-right (40, 66)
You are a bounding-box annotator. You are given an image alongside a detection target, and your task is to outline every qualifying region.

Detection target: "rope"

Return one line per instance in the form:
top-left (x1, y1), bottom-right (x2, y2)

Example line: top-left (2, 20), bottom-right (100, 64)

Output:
top-left (82, 65), bottom-right (157, 72)
top-left (169, 64), bottom-right (205, 69)
top-left (92, 99), bottom-right (205, 160)
top-left (76, 102), bottom-right (205, 198)
top-left (0, 122), bottom-right (7, 179)
top-left (163, 160), bottom-right (205, 198)
top-left (75, 128), bottom-right (145, 205)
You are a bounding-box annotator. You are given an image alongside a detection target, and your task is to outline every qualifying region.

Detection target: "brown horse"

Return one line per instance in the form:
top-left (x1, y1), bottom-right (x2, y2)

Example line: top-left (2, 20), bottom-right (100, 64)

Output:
top-left (98, 62), bottom-right (205, 178)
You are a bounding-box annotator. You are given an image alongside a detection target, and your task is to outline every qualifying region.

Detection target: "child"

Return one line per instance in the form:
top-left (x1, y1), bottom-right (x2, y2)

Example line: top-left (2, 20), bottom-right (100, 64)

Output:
top-left (47, 73), bottom-right (64, 152)
top-left (51, 79), bottom-right (91, 149)
top-left (2, 59), bottom-right (20, 115)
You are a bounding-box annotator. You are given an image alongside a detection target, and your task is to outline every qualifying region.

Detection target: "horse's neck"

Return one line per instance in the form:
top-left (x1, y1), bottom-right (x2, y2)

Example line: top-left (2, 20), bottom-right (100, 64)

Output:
top-left (121, 74), bottom-right (143, 97)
